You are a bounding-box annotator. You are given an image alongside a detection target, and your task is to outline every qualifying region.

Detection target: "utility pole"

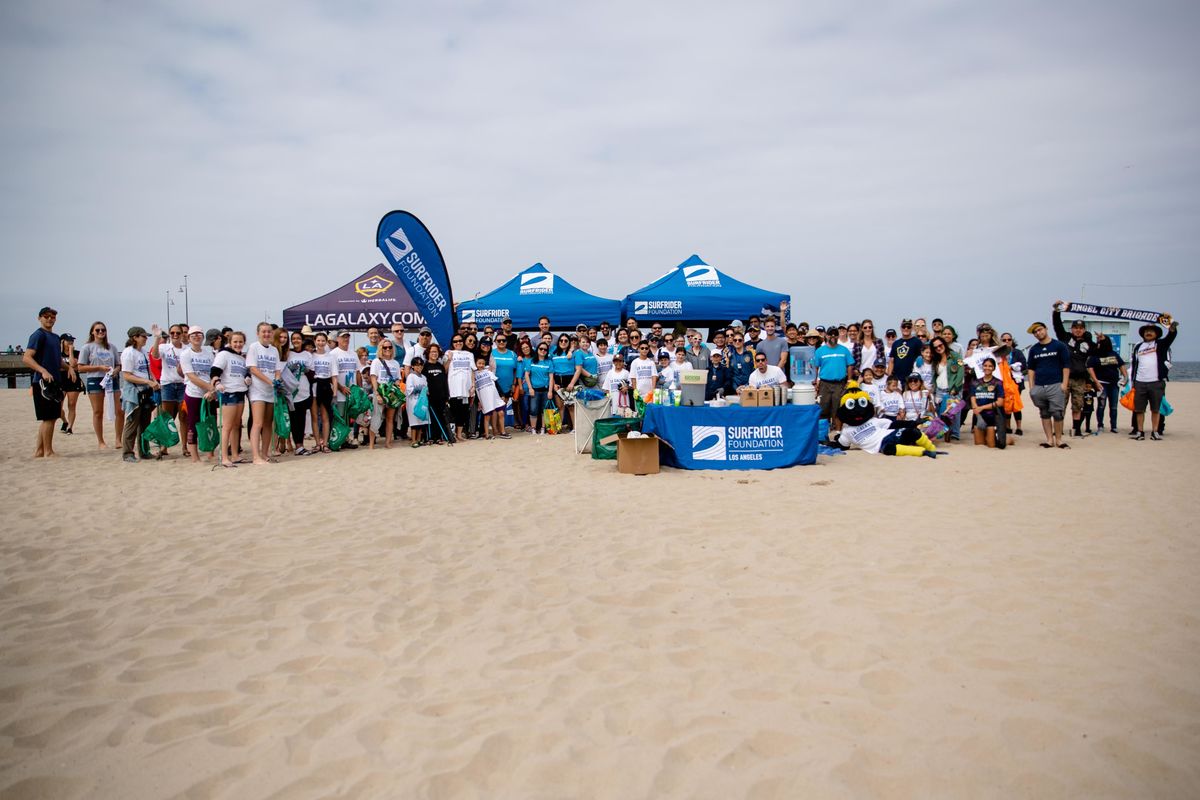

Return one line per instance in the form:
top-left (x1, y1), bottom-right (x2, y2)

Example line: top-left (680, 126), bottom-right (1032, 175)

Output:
top-left (179, 274), bottom-right (190, 326)
top-left (166, 290), bottom-right (172, 328)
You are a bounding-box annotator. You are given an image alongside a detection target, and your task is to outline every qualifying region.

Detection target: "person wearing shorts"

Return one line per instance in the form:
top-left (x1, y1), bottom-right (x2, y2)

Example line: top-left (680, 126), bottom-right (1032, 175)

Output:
top-left (24, 306), bottom-right (63, 458)
top-left (1129, 319), bottom-right (1179, 440)
top-left (814, 329), bottom-right (853, 437)
top-left (1025, 321), bottom-right (1071, 449)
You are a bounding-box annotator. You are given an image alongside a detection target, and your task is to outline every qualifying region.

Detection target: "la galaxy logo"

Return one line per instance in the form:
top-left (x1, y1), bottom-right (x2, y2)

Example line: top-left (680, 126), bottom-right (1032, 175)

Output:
top-left (634, 300), bottom-right (649, 316)
top-left (683, 265), bottom-right (721, 287)
top-left (384, 227), bottom-right (413, 262)
top-left (691, 425), bottom-right (726, 460)
top-left (895, 342), bottom-right (911, 359)
top-left (355, 274), bottom-right (394, 299)
top-left (520, 272), bottom-right (555, 295)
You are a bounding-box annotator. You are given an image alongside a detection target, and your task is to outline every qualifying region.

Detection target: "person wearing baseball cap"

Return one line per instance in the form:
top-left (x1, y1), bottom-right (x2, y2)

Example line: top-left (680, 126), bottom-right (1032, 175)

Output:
top-left (57, 333), bottom-right (85, 436)
top-left (119, 325), bottom-right (158, 462)
top-left (24, 306), bottom-right (64, 457)
top-left (705, 348), bottom-right (732, 400)
top-left (1025, 320), bottom-right (1071, 448)
top-left (1050, 301), bottom-right (1100, 437)
top-left (1129, 314), bottom-right (1180, 440)
top-left (887, 319), bottom-right (922, 383)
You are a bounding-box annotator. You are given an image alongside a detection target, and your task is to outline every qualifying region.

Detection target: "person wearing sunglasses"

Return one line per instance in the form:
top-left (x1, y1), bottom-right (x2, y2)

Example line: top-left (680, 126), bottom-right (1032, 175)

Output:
top-left (445, 334), bottom-right (475, 442)
top-left (854, 320), bottom-right (887, 377)
top-left (368, 341), bottom-right (402, 449)
top-left (1000, 332), bottom-right (1027, 436)
top-left (748, 351), bottom-right (787, 389)
top-left (79, 320), bottom-right (123, 449)
top-left (727, 332), bottom-right (755, 391)
top-left (524, 342), bottom-right (553, 434)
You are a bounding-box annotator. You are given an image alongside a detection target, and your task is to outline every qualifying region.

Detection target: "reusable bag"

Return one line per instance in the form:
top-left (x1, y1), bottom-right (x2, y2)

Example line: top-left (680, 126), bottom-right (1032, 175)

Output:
top-left (273, 394), bottom-right (291, 439)
top-left (142, 410), bottom-right (180, 448)
top-left (346, 385), bottom-right (372, 418)
top-left (328, 410), bottom-right (352, 451)
top-left (196, 399), bottom-right (220, 452)
top-left (412, 387), bottom-right (429, 422)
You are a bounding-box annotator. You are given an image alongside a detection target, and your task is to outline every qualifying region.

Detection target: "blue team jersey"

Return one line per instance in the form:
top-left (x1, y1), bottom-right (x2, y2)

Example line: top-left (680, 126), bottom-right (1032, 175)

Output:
top-left (526, 361), bottom-right (552, 389)
top-left (551, 353), bottom-right (574, 376)
top-left (574, 349), bottom-right (598, 375)
top-left (814, 344), bottom-right (852, 380)
top-left (492, 350), bottom-right (518, 392)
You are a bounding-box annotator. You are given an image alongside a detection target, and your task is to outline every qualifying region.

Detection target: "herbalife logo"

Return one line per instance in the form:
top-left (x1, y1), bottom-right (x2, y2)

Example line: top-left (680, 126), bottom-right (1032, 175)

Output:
top-left (683, 264), bottom-right (721, 287)
top-left (384, 227), bottom-right (414, 262)
top-left (691, 425), bottom-right (727, 460)
top-left (520, 272), bottom-right (555, 295)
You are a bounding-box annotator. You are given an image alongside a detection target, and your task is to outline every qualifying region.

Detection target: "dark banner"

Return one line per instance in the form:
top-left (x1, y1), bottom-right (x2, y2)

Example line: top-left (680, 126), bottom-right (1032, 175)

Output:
top-left (376, 211), bottom-right (455, 345)
top-left (1061, 301), bottom-right (1172, 325)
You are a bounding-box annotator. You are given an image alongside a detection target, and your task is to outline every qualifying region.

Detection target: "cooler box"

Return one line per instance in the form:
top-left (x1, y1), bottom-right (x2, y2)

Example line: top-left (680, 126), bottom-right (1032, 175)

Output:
top-left (592, 417), bottom-right (642, 460)
top-left (680, 370), bottom-right (707, 407)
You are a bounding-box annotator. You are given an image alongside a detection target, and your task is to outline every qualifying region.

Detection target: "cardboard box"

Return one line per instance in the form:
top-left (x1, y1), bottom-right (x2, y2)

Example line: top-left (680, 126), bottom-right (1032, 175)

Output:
top-left (617, 433), bottom-right (660, 475)
top-left (738, 387), bottom-right (760, 407)
top-left (756, 387), bottom-right (775, 406)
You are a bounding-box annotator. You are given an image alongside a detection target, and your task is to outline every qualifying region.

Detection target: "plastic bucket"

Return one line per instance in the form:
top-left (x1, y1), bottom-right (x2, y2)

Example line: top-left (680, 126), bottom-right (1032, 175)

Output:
top-left (790, 383), bottom-right (816, 405)
top-left (592, 417), bottom-right (642, 460)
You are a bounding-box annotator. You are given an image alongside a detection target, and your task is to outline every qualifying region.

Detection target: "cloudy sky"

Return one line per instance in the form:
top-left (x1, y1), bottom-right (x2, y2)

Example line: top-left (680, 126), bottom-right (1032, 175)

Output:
top-left (3, 0), bottom-right (1198, 355)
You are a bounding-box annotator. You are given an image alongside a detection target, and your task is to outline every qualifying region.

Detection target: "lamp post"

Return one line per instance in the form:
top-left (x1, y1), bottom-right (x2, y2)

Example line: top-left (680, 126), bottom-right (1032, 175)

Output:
top-left (166, 290), bottom-right (173, 328)
top-left (178, 274), bottom-right (190, 326)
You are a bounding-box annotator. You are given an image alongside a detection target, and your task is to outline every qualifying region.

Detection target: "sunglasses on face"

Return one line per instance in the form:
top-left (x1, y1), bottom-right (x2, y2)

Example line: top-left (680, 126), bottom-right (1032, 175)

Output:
top-left (755, 358), bottom-right (767, 363)
top-left (94, 327), bottom-right (106, 333)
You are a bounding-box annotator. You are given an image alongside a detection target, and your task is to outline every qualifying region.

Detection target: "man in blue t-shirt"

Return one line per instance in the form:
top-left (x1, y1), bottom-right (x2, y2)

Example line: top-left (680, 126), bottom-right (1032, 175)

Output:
top-left (23, 306), bottom-right (63, 458)
top-left (814, 329), bottom-right (853, 432)
top-left (1025, 321), bottom-right (1071, 448)
top-left (887, 319), bottom-right (922, 382)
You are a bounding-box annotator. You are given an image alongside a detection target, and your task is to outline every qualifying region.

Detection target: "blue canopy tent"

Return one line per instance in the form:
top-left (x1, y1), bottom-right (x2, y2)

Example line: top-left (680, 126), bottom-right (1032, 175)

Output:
top-left (621, 255), bottom-right (789, 330)
top-left (456, 263), bottom-right (622, 329)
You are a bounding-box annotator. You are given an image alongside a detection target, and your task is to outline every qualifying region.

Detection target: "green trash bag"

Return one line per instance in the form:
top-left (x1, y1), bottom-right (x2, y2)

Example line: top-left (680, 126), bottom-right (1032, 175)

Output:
top-left (196, 398), bottom-right (220, 453)
top-left (378, 382), bottom-right (404, 409)
top-left (328, 409), bottom-right (352, 451)
top-left (273, 395), bottom-right (291, 439)
top-left (346, 385), bottom-right (372, 418)
top-left (591, 417), bottom-right (641, 460)
top-left (143, 409), bottom-right (180, 449)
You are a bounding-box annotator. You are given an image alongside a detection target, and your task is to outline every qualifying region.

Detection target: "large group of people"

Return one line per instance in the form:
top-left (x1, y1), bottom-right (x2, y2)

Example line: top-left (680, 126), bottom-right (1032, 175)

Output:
top-left (21, 301), bottom-right (1180, 461)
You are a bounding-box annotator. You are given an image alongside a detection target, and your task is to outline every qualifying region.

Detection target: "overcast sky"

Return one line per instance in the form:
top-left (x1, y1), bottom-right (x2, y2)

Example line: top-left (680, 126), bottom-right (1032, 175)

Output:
top-left (2, 0), bottom-right (1198, 356)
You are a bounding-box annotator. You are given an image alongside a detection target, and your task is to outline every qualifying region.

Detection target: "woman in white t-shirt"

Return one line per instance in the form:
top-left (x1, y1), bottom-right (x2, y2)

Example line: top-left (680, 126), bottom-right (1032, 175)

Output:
top-left (244, 322), bottom-right (281, 465)
top-left (310, 332), bottom-right (336, 453)
top-left (368, 341), bottom-right (402, 449)
top-left (211, 331), bottom-right (248, 468)
top-left (444, 334), bottom-right (475, 442)
top-left (179, 326), bottom-right (216, 463)
top-left (78, 320), bottom-right (123, 449)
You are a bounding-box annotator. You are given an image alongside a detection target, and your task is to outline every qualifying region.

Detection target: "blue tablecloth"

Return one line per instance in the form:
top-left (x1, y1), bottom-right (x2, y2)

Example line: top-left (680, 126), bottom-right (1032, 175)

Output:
top-left (641, 404), bottom-right (820, 470)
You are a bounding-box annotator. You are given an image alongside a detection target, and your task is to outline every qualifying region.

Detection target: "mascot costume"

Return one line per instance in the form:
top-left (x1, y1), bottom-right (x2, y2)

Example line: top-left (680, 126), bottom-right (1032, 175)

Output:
top-left (835, 381), bottom-right (941, 457)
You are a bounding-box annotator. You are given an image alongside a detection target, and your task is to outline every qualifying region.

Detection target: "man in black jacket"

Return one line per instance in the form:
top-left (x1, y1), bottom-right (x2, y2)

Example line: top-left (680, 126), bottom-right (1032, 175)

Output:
top-left (1129, 319), bottom-right (1179, 440)
top-left (705, 350), bottom-right (733, 400)
top-left (1052, 302), bottom-right (1100, 437)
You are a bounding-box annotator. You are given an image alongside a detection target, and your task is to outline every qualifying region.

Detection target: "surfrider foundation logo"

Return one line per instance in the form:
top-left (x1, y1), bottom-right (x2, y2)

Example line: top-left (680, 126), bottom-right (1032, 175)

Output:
top-left (461, 309), bottom-right (476, 323)
top-left (384, 227), bottom-right (414, 262)
top-left (634, 300), bottom-right (649, 316)
top-left (355, 274), bottom-right (394, 298)
top-left (691, 425), bottom-right (727, 460)
top-left (520, 272), bottom-right (555, 295)
top-left (684, 264), bottom-right (721, 287)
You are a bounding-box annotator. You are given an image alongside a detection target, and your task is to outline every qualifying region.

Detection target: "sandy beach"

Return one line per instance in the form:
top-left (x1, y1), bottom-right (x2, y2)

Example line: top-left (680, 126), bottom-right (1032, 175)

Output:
top-left (1, 386), bottom-right (1198, 799)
